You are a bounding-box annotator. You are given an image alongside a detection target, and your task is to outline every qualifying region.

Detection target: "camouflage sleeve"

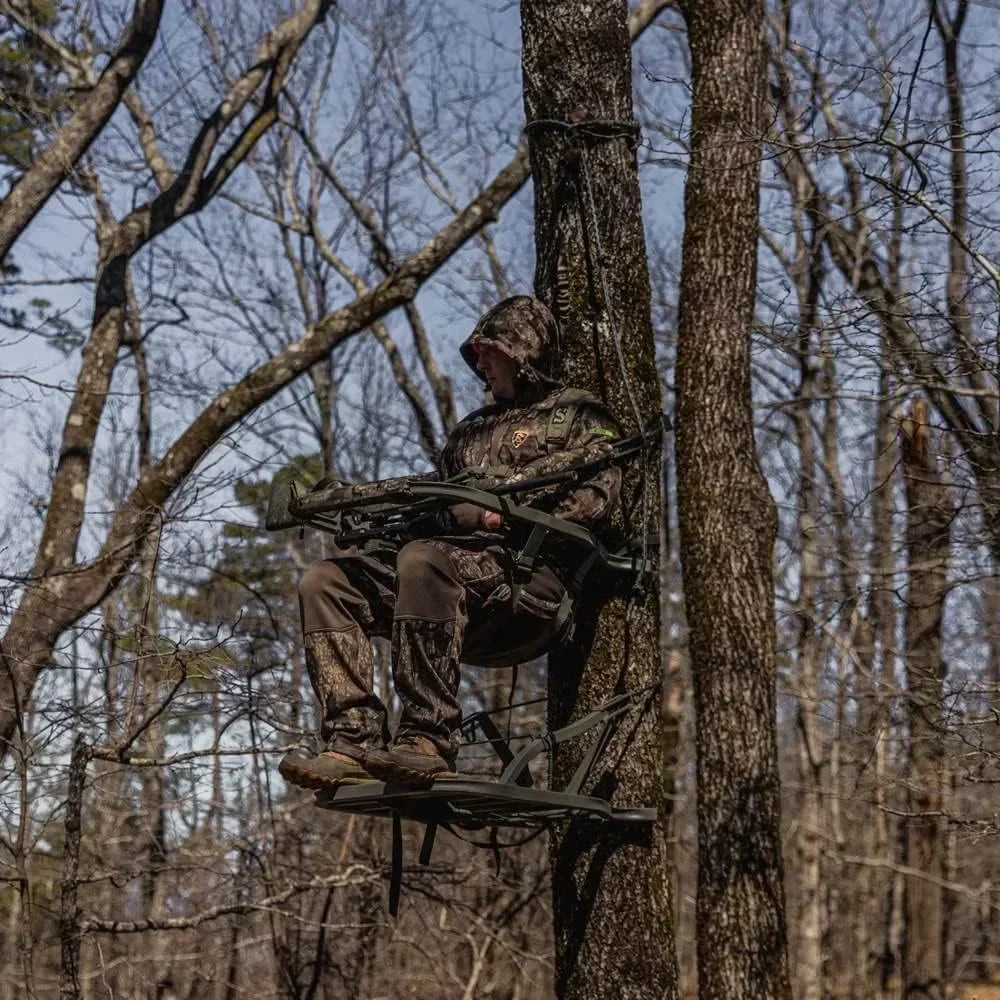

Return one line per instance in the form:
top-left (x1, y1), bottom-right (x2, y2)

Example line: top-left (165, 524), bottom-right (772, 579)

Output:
top-left (439, 406), bottom-right (491, 478)
top-left (507, 403), bottom-right (622, 526)
top-left (439, 433), bottom-right (459, 478)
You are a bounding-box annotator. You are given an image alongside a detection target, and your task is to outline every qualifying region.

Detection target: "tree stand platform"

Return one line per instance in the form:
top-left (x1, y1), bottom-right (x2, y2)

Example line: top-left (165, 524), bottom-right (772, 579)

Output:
top-left (312, 687), bottom-right (658, 915)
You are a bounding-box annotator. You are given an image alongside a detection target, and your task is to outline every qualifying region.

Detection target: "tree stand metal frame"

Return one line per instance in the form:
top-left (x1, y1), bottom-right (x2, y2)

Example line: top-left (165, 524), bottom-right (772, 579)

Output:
top-left (313, 686), bottom-right (657, 916)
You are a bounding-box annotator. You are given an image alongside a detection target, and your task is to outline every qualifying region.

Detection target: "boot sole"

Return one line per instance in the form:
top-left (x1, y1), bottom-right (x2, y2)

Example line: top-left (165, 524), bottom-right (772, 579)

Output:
top-left (278, 758), bottom-right (375, 791)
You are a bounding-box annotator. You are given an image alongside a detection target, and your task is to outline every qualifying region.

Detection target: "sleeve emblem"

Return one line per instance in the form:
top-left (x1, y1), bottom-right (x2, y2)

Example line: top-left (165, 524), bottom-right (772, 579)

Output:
top-left (511, 428), bottom-right (532, 448)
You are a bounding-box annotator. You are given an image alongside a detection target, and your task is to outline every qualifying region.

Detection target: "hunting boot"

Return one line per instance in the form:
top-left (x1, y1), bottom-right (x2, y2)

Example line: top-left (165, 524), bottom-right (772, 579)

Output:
top-left (363, 616), bottom-right (463, 787)
top-left (278, 741), bottom-right (372, 791)
top-left (279, 626), bottom-right (388, 790)
top-left (364, 734), bottom-right (458, 787)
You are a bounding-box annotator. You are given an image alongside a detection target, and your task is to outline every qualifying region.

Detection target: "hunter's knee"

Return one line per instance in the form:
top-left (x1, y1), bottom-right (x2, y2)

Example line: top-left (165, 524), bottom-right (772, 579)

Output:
top-left (396, 540), bottom-right (449, 582)
top-left (395, 542), bottom-right (461, 615)
top-left (298, 558), bottom-right (358, 631)
top-left (299, 559), bottom-right (346, 602)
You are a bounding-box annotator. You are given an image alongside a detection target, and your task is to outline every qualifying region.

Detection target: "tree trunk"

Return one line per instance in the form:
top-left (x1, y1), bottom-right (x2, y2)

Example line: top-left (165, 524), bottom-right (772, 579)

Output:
top-left (674, 0), bottom-right (793, 996)
top-left (900, 398), bottom-right (953, 1000)
top-left (521, 2), bottom-right (677, 997)
top-left (58, 735), bottom-right (88, 1000)
top-left (860, 366), bottom-right (899, 1000)
top-left (788, 186), bottom-right (826, 1000)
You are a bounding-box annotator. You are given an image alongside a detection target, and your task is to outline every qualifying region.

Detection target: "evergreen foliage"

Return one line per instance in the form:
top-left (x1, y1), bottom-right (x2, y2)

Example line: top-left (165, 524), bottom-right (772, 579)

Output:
top-left (0, 0), bottom-right (67, 177)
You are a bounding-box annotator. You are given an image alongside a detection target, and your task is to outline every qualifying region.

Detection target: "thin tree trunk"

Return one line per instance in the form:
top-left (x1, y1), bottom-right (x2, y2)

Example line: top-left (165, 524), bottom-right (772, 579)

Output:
top-left (973, 574), bottom-right (1000, 981)
top-left (860, 367), bottom-right (899, 1000)
top-left (59, 735), bottom-right (89, 1000)
top-left (900, 398), bottom-right (953, 1000)
top-left (675, 0), bottom-right (793, 995)
top-left (222, 916), bottom-right (239, 1000)
top-left (827, 641), bottom-right (852, 1000)
top-left (521, 1), bottom-right (677, 997)
top-left (790, 189), bottom-right (825, 1000)
top-left (3, 886), bottom-right (19, 1000)
top-left (14, 743), bottom-right (37, 1000)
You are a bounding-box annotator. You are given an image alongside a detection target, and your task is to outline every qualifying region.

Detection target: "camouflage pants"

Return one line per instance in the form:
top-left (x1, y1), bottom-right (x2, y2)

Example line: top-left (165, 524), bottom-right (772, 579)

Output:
top-left (297, 538), bottom-right (568, 761)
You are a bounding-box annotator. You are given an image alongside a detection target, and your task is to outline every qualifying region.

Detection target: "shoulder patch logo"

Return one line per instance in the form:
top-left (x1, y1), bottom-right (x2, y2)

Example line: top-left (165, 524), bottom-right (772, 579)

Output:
top-left (511, 428), bottom-right (532, 448)
top-left (550, 405), bottom-right (569, 426)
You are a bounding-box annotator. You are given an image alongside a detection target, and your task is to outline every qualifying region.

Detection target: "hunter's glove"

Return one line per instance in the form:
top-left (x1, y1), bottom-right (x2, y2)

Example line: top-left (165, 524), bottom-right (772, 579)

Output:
top-left (408, 503), bottom-right (485, 537)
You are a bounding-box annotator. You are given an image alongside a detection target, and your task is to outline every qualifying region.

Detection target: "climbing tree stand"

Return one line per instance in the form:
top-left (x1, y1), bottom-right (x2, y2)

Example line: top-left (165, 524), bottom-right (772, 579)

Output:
top-left (313, 687), bottom-right (658, 916)
top-left (267, 418), bottom-right (666, 916)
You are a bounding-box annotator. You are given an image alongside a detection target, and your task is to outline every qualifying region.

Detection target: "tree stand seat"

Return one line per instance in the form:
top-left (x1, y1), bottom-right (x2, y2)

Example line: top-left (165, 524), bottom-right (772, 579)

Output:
top-left (312, 686), bottom-right (658, 916)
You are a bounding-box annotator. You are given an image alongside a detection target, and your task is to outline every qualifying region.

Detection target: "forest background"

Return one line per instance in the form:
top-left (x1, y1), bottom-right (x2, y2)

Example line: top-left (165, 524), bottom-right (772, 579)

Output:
top-left (0, 0), bottom-right (998, 998)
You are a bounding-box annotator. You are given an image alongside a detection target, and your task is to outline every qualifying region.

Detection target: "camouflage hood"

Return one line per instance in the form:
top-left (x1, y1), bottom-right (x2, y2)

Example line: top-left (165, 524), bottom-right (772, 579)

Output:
top-left (459, 296), bottom-right (561, 397)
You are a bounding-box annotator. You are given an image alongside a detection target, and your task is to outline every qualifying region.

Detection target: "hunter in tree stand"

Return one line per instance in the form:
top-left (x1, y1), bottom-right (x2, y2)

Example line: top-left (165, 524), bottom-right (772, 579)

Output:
top-left (279, 296), bottom-right (623, 789)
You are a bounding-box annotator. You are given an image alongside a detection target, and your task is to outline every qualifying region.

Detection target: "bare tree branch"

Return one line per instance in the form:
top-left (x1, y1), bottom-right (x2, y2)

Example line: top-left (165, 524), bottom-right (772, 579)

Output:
top-left (80, 866), bottom-right (378, 934)
top-left (0, 0), bottom-right (166, 262)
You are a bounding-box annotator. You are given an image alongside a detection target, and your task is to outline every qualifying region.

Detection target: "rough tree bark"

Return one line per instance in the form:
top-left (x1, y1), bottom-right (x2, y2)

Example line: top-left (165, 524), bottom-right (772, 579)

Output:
top-left (521, 1), bottom-right (677, 997)
top-left (900, 398), bottom-right (953, 1000)
top-left (674, 0), bottom-right (793, 996)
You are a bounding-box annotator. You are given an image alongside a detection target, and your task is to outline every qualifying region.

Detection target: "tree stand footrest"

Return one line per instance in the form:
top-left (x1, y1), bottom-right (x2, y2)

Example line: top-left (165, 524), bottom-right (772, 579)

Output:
top-left (314, 780), bottom-right (656, 918)
top-left (314, 778), bottom-right (657, 829)
top-left (311, 685), bottom-right (660, 916)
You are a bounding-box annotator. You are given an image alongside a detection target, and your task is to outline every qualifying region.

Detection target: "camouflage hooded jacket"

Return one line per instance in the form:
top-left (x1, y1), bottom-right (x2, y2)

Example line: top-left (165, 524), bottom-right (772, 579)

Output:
top-left (440, 297), bottom-right (622, 529)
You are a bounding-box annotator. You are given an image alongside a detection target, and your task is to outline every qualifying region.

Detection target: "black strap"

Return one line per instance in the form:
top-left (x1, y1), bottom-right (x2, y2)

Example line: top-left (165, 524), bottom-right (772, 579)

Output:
top-left (418, 821), bottom-right (437, 866)
top-left (544, 387), bottom-right (596, 450)
top-left (509, 522), bottom-right (550, 613)
top-left (569, 547), bottom-right (600, 595)
top-left (389, 812), bottom-right (403, 918)
top-left (546, 547), bottom-right (598, 639)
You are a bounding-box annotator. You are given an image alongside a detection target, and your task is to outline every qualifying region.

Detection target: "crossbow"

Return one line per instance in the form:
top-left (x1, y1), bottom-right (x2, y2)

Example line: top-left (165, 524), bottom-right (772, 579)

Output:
top-left (265, 413), bottom-right (667, 579)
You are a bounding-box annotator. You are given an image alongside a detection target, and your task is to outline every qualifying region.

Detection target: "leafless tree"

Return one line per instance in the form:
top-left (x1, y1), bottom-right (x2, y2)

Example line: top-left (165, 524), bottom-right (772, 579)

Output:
top-left (675, 0), bottom-right (793, 995)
